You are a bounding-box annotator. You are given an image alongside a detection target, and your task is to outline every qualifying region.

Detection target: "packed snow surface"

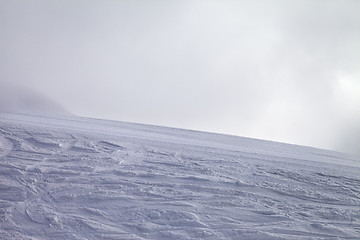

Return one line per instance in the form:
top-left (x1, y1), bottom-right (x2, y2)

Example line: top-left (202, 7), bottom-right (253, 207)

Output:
top-left (0, 113), bottom-right (359, 240)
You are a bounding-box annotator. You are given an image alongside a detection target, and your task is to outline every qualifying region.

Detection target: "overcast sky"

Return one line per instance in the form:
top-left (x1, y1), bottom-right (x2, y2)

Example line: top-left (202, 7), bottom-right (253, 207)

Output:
top-left (1, 0), bottom-right (359, 155)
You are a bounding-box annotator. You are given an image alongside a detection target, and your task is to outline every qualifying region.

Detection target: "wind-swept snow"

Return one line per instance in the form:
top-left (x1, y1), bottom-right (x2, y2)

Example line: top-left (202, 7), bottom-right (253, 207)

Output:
top-left (0, 112), bottom-right (359, 239)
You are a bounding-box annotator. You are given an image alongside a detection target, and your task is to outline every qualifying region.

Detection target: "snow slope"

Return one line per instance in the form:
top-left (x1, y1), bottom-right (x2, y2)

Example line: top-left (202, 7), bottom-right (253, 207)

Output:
top-left (0, 112), bottom-right (359, 240)
top-left (0, 83), bottom-right (70, 116)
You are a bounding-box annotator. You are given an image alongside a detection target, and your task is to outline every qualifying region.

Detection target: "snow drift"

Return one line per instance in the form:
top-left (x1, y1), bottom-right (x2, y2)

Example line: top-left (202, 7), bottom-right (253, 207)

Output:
top-left (0, 112), bottom-right (359, 239)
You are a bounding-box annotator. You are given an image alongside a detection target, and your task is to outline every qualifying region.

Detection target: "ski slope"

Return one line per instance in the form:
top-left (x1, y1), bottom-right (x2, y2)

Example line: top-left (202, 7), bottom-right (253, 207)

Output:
top-left (0, 112), bottom-right (359, 240)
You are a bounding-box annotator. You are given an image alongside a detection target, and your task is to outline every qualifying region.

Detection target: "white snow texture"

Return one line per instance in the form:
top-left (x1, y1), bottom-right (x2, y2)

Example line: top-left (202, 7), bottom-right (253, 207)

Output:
top-left (0, 112), bottom-right (359, 240)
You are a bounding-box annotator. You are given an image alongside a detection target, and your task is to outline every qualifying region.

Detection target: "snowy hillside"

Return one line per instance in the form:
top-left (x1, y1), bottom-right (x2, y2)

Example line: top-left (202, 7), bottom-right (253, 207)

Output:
top-left (0, 112), bottom-right (359, 240)
top-left (0, 83), bottom-right (70, 116)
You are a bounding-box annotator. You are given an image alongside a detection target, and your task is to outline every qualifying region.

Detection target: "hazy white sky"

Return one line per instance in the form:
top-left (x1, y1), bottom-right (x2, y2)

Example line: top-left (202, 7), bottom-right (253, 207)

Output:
top-left (1, 0), bottom-right (360, 154)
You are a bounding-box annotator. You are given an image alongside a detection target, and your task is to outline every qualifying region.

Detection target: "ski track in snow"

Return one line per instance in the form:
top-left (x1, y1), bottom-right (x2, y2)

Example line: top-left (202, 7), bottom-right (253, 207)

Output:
top-left (0, 113), bottom-right (359, 240)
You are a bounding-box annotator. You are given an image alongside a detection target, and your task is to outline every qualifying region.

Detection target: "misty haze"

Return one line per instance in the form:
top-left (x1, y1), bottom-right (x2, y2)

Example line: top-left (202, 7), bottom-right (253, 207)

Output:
top-left (1, 0), bottom-right (359, 239)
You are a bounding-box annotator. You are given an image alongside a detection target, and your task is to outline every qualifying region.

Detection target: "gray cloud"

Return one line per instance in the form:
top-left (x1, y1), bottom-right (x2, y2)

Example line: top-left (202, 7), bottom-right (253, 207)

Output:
top-left (1, 0), bottom-right (359, 155)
